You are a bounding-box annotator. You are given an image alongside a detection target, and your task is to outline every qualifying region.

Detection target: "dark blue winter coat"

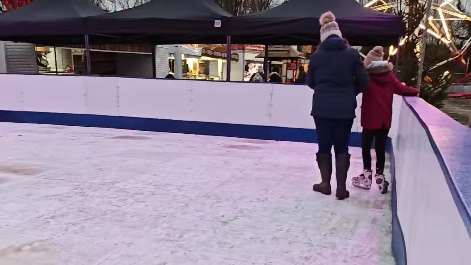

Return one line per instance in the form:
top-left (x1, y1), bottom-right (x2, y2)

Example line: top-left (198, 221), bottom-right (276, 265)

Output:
top-left (307, 35), bottom-right (368, 119)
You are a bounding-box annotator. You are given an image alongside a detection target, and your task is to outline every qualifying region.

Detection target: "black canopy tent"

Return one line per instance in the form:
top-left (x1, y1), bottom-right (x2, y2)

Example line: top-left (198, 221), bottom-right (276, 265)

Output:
top-left (82, 0), bottom-right (233, 79)
top-left (0, 0), bottom-right (106, 75)
top-left (229, 0), bottom-right (404, 46)
top-left (86, 0), bottom-right (232, 45)
top-left (0, 0), bottom-right (106, 46)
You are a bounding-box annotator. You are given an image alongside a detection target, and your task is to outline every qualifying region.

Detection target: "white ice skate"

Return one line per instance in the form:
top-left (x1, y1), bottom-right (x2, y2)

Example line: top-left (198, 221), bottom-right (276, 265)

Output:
top-left (352, 170), bottom-right (372, 190)
top-left (375, 173), bottom-right (390, 194)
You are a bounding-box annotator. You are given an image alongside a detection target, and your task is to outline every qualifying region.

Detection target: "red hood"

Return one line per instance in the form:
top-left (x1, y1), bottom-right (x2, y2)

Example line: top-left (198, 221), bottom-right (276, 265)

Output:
top-left (369, 71), bottom-right (395, 86)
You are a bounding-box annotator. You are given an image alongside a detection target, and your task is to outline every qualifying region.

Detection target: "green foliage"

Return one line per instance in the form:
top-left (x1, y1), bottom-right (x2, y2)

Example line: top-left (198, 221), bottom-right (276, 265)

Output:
top-left (419, 70), bottom-right (451, 109)
top-left (386, 0), bottom-right (462, 108)
top-left (391, 0), bottom-right (424, 86)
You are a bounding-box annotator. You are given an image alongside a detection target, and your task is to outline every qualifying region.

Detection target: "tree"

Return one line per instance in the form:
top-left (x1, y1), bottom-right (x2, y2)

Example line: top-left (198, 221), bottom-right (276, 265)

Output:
top-left (212, 0), bottom-right (274, 15)
top-left (389, 0), bottom-right (424, 86)
top-left (372, 0), bottom-right (467, 108)
top-left (91, 0), bottom-right (149, 11)
top-left (1, 0), bottom-right (280, 14)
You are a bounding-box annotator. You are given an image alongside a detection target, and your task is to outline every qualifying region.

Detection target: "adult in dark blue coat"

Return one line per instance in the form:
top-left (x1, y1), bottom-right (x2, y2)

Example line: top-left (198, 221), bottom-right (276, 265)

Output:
top-left (307, 11), bottom-right (368, 200)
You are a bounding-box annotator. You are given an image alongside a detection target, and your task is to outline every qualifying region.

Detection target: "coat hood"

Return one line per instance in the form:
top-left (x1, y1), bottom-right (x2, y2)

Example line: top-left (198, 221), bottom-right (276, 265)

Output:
top-left (369, 71), bottom-right (396, 86)
top-left (318, 35), bottom-right (347, 51)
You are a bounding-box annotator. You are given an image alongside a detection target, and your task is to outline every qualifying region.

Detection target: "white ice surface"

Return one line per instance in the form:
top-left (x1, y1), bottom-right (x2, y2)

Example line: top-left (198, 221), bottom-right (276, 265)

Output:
top-left (0, 123), bottom-right (393, 265)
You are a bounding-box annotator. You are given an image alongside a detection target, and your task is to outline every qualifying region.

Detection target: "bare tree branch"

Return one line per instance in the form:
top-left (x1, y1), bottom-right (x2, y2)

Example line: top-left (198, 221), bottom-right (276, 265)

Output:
top-left (213, 0), bottom-right (279, 15)
top-left (91, 0), bottom-right (149, 11)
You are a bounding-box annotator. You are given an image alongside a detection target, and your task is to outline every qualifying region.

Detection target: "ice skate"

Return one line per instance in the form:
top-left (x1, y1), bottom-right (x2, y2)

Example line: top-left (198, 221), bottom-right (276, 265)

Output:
top-left (375, 172), bottom-right (389, 194)
top-left (352, 170), bottom-right (372, 190)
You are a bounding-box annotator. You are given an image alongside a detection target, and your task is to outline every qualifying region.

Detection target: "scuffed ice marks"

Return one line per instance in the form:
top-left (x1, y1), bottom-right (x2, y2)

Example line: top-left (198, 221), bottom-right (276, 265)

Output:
top-left (0, 122), bottom-right (394, 265)
top-left (0, 163), bottom-right (45, 185)
top-left (0, 241), bottom-right (54, 265)
top-left (0, 164), bottom-right (44, 176)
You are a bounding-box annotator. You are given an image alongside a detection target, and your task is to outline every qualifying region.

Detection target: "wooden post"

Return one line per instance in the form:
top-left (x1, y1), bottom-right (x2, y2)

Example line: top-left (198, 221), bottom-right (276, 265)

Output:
top-left (263, 45), bottom-right (269, 81)
top-left (416, 0), bottom-right (433, 90)
top-left (226, 36), bottom-right (231, 81)
top-left (54, 46), bottom-right (58, 75)
top-left (151, 45), bottom-right (156, 78)
top-left (395, 37), bottom-right (401, 75)
top-left (84, 34), bottom-right (91, 75)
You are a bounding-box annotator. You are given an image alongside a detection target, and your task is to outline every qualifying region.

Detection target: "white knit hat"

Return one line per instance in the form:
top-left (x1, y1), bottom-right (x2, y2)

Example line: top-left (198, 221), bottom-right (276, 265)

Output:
top-left (319, 11), bottom-right (342, 42)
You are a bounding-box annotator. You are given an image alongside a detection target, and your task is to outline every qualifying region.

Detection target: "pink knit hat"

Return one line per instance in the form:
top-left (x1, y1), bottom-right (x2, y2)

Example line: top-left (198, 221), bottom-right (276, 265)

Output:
top-left (364, 46), bottom-right (384, 67)
top-left (364, 46), bottom-right (394, 72)
top-left (319, 11), bottom-right (342, 42)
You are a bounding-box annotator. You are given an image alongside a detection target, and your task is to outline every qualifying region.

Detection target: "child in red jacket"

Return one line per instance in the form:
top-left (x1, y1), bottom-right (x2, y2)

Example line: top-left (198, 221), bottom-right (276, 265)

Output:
top-left (352, 46), bottom-right (418, 194)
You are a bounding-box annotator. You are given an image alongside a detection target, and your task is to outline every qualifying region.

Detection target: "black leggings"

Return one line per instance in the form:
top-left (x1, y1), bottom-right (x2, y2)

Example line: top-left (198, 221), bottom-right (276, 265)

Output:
top-left (362, 128), bottom-right (390, 173)
top-left (314, 117), bottom-right (354, 155)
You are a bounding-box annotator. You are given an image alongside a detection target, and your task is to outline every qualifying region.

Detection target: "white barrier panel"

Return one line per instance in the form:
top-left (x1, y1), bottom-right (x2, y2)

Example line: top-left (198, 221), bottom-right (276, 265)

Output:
top-left (0, 74), bottom-right (371, 135)
top-left (394, 98), bottom-right (471, 264)
top-left (189, 81), bottom-right (273, 126)
top-left (270, 84), bottom-right (313, 129)
top-left (0, 74), bottom-right (23, 111)
top-left (84, 76), bottom-right (119, 116)
top-left (269, 84), bottom-right (363, 132)
top-left (22, 75), bottom-right (86, 114)
top-left (118, 78), bottom-right (192, 120)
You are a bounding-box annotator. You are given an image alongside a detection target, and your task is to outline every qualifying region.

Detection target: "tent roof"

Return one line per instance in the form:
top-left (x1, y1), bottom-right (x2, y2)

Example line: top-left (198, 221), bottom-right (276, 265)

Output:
top-left (0, 0), bottom-right (106, 45)
top-left (87, 0), bottom-right (232, 45)
top-left (229, 0), bottom-right (404, 46)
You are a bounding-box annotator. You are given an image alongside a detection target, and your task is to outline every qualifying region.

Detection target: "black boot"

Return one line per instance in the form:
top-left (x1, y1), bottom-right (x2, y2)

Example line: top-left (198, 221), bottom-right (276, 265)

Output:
top-left (313, 153), bottom-right (332, 195)
top-left (335, 153), bottom-right (351, 200)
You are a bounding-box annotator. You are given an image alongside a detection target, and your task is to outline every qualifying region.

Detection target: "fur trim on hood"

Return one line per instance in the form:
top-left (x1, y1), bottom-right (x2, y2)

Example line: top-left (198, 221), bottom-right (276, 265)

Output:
top-left (367, 62), bottom-right (394, 74)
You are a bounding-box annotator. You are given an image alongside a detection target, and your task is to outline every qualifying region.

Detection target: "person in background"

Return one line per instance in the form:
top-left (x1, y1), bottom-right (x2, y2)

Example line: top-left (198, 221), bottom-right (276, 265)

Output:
top-left (269, 65), bottom-right (282, 83)
top-left (352, 46), bottom-right (418, 193)
top-left (307, 11), bottom-right (369, 200)
top-left (295, 65), bottom-right (307, 84)
top-left (249, 65), bottom-right (265, 82)
top-left (65, 65), bottom-right (74, 73)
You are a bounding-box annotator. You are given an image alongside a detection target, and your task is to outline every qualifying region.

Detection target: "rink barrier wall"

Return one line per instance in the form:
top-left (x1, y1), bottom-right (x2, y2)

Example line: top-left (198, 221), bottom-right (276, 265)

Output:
top-left (0, 74), bottom-right (365, 146)
top-left (393, 97), bottom-right (471, 265)
top-left (386, 139), bottom-right (407, 265)
top-left (0, 74), bottom-right (470, 265)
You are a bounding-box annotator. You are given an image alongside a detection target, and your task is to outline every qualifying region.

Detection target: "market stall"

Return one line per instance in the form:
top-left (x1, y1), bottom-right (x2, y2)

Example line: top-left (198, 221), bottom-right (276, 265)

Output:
top-left (256, 45), bottom-right (304, 83)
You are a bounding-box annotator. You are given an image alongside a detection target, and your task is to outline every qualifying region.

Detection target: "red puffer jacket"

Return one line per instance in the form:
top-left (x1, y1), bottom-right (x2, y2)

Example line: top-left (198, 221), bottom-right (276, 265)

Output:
top-left (361, 71), bottom-right (418, 130)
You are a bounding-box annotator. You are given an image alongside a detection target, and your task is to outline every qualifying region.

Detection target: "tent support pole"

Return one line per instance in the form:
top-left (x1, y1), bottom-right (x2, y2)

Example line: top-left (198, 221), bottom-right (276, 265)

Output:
top-left (264, 45), bottom-right (269, 81)
top-left (151, 45), bottom-right (157, 78)
top-left (54, 46), bottom-right (58, 75)
top-left (85, 34), bottom-right (92, 75)
top-left (395, 37), bottom-right (400, 76)
top-left (226, 36), bottom-right (231, 81)
top-left (416, 0), bottom-right (433, 90)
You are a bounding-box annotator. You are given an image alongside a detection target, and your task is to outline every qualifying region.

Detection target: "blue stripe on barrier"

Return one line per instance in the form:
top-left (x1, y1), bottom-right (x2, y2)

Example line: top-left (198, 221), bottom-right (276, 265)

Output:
top-left (387, 139), bottom-right (407, 265)
top-left (0, 110), bottom-right (364, 147)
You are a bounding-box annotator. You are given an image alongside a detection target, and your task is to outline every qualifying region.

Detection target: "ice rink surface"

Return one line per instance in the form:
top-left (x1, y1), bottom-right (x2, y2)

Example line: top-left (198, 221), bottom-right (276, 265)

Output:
top-left (0, 123), bottom-right (394, 265)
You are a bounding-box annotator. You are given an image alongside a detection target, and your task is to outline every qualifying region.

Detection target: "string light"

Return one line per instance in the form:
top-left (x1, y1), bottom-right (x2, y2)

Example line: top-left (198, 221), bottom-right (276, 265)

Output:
top-left (364, 0), bottom-right (471, 70)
